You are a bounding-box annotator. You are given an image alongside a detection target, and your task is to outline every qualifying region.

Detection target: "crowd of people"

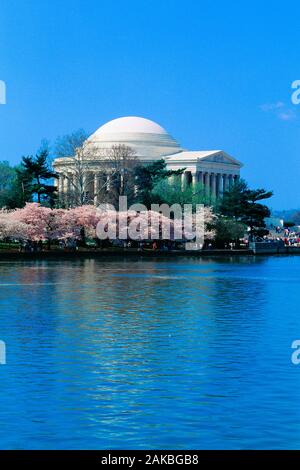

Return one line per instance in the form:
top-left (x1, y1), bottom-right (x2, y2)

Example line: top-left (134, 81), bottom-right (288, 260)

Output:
top-left (262, 225), bottom-right (300, 246)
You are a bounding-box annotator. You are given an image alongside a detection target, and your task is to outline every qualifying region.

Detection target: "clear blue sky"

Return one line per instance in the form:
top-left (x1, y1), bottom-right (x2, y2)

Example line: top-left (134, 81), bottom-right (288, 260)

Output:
top-left (1, 0), bottom-right (299, 209)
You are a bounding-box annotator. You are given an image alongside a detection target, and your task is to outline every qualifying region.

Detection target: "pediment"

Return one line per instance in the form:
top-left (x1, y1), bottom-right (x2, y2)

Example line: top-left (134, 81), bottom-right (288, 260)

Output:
top-left (200, 152), bottom-right (242, 166)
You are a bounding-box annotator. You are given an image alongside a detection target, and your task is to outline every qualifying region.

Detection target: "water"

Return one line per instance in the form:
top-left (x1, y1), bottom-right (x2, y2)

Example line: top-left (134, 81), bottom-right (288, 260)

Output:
top-left (0, 255), bottom-right (300, 449)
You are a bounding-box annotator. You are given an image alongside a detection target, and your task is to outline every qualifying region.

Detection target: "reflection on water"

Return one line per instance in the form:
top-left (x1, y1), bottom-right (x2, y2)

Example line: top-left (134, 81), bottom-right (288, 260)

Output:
top-left (0, 256), bottom-right (300, 449)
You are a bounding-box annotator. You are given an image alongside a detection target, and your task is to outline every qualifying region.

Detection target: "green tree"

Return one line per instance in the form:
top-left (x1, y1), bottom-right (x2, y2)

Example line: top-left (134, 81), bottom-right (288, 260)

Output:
top-left (0, 161), bottom-right (16, 192)
top-left (151, 178), bottom-right (211, 208)
top-left (0, 161), bottom-right (17, 207)
top-left (0, 161), bottom-right (30, 208)
top-left (18, 150), bottom-right (57, 205)
top-left (219, 179), bottom-right (273, 240)
top-left (242, 188), bottom-right (273, 239)
top-left (218, 179), bottom-right (248, 218)
top-left (135, 159), bottom-right (184, 206)
top-left (213, 216), bottom-right (247, 247)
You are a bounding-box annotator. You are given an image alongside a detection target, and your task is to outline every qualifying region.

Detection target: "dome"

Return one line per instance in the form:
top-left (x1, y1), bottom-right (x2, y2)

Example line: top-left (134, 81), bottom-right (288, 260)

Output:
top-left (86, 116), bottom-right (182, 161)
top-left (96, 116), bottom-right (168, 135)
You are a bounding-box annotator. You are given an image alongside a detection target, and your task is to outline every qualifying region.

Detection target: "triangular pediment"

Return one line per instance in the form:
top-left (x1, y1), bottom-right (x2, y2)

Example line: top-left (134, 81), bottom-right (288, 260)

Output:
top-left (199, 151), bottom-right (242, 166)
top-left (165, 150), bottom-right (243, 167)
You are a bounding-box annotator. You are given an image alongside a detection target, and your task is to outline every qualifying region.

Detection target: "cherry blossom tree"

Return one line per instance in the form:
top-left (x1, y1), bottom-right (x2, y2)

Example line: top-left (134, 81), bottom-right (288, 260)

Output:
top-left (0, 209), bottom-right (30, 241)
top-left (0, 203), bottom-right (217, 249)
top-left (10, 203), bottom-right (52, 242)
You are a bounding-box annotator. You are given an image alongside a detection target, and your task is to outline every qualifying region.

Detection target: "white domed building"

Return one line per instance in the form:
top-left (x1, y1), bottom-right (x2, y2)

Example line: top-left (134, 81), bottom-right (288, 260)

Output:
top-left (53, 116), bottom-right (242, 205)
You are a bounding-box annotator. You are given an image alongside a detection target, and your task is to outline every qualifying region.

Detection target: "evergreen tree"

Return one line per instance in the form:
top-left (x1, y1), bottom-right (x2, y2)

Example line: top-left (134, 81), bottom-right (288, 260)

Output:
top-left (18, 150), bottom-right (57, 205)
top-left (242, 188), bottom-right (273, 239)
top-left (135, 159), bottom-right (184, 206)
top-left (0, 161), bottom-right (31, 209)
top-left (219, 179), bottom-right (273, 240)
top-left (218, 179), bottom-right (248, 218)
top-left (0, 161), bottom-right (17, 207)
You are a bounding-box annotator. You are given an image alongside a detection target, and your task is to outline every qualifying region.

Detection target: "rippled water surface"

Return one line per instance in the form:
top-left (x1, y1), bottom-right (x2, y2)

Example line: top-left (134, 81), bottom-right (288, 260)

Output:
top-left (0, 256), bottom-right (300, 449)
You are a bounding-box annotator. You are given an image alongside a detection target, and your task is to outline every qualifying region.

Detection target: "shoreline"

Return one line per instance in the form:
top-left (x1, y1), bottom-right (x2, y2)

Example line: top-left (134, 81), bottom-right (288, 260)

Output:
top-left (0, 247), bottom-right (299, 260)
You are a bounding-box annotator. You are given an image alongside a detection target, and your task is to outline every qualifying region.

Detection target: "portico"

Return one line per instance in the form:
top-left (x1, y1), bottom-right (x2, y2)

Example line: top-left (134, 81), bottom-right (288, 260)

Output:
top-left (166, 150), bottom-right (241, 199)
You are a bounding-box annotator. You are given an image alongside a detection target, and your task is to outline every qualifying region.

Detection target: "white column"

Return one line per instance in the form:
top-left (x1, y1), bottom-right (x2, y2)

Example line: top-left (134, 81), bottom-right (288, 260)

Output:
top-left (221, 174), bottom-right (225, 193)
top-left (106, 173), bottom-right (111, 191)
top-left (62, 175), bottom-right (67, 194)
top-left (68, 173), bottom-right (75, 206)
top-left (181, 172), bottom-right (187, 190)
top-left (65, 174), bottom-right (71, 206)
top-left (192, 172), bottom-right (197, 188)
top-left (82, 173), bottom-right (87, 192)
top-left (224, 174), bottom-right (229, 192)
top-left (198, 171), bottom-right (204, 186)
top-left (204, 172), bottom-right (210, 195)
top-left (217, 174), bottom-right (223, 198)
top-left (211, 173), bottom-right (216, 198)
top-left (58, 174), bottom-right (65, 206)
top-left (60, 175), bottom-right (67, 206)
top-left (82, 173), bottom-right (87, 204)
top-left (58, 174), bottom-right (64, 200)
top-left (94, 172), bottom-right (99, 206)
top-left (53, 176), bottom-right (58, 190)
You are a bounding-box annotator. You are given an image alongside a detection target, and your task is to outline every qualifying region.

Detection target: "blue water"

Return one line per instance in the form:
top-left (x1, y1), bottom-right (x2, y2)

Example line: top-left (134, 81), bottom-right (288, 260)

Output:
top-left (0, 256), bottom-right (300, 449)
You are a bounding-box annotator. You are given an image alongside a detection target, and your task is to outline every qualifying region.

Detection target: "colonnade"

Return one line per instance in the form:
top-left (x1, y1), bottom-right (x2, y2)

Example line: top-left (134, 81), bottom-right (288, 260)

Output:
top-left (56, 170), bottom-right (239, 206)
top-left (57, 171), bottom-right (109, 205)
top-left (180, 171), bottom-right (238, 198)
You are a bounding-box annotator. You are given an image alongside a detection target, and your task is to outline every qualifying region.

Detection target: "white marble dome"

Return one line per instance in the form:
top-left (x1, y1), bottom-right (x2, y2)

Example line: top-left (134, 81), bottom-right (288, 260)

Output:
top-left (86, 116), bottom-right (182, 161)
top-left (95, 116), bottom-right (168, 135)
